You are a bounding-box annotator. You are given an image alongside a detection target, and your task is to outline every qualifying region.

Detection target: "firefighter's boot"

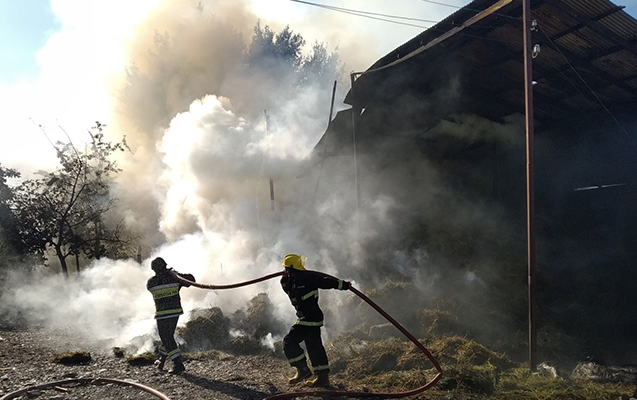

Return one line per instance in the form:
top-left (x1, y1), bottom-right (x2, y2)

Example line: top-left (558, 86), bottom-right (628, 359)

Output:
top-left (288, 361), bottom-right (311, 384)
top-left (154, 355), bottom-right (167, 371)
top-left (305, 370), bottom-right (330, 388)
top-left (168, 357), bottom-right (186, 374)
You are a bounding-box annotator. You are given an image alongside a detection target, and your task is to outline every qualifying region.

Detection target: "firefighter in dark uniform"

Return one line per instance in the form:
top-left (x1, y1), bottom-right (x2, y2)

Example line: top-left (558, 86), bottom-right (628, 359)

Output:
top-left (280, 253), bottom-right (350, 388)
top-left (147, 257), bottom-right (195, 374)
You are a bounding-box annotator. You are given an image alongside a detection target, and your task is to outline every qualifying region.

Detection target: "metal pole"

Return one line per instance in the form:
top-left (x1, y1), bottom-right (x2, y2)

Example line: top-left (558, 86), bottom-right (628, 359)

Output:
top-left (350, 73), bottom-right (360, 237)
top-left (269, 178), bottom-right (275, 211)
top-left (523, 0), bottom-right (537, 372)
top-left (312, 80), bottom-right (338, 204)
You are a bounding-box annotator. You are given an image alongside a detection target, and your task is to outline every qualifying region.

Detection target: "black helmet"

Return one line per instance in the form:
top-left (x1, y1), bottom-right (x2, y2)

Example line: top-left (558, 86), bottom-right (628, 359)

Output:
top-left (151, 257), bottom-right (167, 272)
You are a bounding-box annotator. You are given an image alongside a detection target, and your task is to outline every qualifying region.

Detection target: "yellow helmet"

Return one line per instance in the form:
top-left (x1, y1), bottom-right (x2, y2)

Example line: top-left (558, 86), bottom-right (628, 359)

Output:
top-left (282, 254), bottom-right (306, 271)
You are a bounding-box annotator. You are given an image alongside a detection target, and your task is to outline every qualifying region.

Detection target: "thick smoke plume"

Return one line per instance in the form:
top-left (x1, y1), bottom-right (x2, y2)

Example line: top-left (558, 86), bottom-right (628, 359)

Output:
top-left (1, 0), bottom-right (360, 352)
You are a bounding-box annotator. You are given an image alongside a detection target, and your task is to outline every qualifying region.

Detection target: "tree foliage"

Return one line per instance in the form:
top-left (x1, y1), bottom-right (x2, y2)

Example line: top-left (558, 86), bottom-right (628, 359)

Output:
top-left (246, 21), bottom-right (342, 88)
top-left (0, 164), bottom-right (27, 272)
top-left (11, 122), bottom-right (131, 277)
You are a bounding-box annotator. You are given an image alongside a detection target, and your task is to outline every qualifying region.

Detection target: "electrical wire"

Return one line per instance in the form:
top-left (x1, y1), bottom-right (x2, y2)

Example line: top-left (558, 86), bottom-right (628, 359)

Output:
top-left (537, 24), bottom-right (637, 156)
top-left (293, 0), bottom-right (440, 24)
top-left (290, 0), bottom-right (436, 29)
top-left (290, 0), bottom-right (518, 31)
top-left (291, 0), bottom-right (521, 53)
top-left (420, 0), bottom-right (522, 19)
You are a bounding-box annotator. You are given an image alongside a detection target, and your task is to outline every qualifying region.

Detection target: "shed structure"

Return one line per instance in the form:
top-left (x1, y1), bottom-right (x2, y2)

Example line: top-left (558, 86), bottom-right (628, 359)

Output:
top-left (307, 0), bottom-right (637, 363)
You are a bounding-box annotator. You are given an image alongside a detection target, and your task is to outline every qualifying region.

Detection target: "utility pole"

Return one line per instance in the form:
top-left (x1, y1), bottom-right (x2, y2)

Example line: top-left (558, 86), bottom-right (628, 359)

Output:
top-left (523, 0), bottom-right (537, 372)
top-left (350, 73), bottom-right (361, 238)
top-left (270, 178), bottom-right (275, 211)
top-left (264, 110), bottom-right (275, 211)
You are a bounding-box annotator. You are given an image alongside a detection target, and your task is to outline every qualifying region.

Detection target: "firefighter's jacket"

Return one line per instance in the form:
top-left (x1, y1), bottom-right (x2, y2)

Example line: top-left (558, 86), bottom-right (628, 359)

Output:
top-left (281, 269), bottom-right (347, 327)
top-left (147, 270), bottom-right (195, 320)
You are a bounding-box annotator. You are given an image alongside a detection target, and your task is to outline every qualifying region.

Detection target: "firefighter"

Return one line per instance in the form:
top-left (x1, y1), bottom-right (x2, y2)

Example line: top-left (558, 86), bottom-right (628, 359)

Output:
top-left (146, 256), bottom-right (195, 374)
top-left (280, 253), bottom-right (350, 388)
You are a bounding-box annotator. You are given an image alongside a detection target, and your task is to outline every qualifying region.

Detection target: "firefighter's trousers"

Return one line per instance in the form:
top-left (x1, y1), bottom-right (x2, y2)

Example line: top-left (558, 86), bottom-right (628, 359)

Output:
top-left (283, 324), bottom-right (330, 373)
top-left (157, 316), bottom-right (181, 360)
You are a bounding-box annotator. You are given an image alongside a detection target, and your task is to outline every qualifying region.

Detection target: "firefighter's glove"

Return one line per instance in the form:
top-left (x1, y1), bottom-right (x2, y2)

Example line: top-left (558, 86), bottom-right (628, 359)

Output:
top-left (340, 281), bottom-right (351, 290)
top-left (296, 311), bottom-right (304, 318)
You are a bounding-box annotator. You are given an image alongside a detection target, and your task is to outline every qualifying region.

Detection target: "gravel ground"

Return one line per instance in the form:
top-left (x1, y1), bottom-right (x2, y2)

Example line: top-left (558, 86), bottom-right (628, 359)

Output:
top-left (0, 327), bottom-right (481, 400)
top-left (0, 327), bottom-right (320, 400)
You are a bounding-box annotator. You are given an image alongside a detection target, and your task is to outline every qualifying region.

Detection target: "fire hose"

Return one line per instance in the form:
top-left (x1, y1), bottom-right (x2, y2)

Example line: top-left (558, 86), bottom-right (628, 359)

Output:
top-left (171, 270), bottom-right (443, 399)
top-left (0, 377), bottom-right (172, 400)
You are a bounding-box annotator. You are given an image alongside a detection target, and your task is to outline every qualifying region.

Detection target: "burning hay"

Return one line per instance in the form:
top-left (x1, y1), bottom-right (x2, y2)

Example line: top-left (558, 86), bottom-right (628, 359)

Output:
top-left (126, 352), bottom-right (156, 366)
top-left (325, 334), bottom-right (516, 393)
top-left (177, 293), bottom-right (284, 356)
top-left (178, 307), bottom-right (231, 352)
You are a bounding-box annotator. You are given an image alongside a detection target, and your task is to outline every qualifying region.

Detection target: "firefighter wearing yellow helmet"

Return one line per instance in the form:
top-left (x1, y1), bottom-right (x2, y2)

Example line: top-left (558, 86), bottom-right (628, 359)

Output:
top-left (280, 253), bottom-right (351, 388)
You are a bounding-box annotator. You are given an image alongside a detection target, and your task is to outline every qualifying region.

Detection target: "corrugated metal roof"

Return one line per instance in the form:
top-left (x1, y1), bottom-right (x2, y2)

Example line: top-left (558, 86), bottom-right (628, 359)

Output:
top-left (346, 0), bottom-right (637, 128)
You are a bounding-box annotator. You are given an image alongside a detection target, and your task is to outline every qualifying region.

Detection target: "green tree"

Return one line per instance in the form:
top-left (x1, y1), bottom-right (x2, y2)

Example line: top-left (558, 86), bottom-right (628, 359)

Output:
top-left (298, 41), bottom-right (342, 89)
top-left (12, 122), bottom-right (131, 277)
top-left (246, 21), bottom-right (342, 87)
top-left (0, 164), bottom-right (28, 272)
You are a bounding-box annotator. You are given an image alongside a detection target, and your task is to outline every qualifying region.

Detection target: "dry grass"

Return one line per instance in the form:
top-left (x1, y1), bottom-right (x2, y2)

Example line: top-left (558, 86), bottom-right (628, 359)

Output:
top-left (125, 351), bottom-right (155, 366)
top-left (185, 349), bottom-right (234, 361)
top-left (493, 367), bottom-right (634, 400)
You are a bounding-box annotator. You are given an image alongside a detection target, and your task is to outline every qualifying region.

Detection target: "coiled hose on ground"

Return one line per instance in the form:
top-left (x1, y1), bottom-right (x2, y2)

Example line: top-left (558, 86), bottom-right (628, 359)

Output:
top-left (0, 377), bottom-right (173, 400)
top-left (171, 269), bottom-right (443, 399)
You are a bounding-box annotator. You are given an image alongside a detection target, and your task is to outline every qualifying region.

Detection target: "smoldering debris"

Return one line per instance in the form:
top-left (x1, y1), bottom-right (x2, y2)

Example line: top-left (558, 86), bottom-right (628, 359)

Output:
top-left (325, 334), bottom-right (515, 394)
top-left (178, 307), bottom-right (231, 352)
top-left (176, 292), bottom-right (286, 356)
top-left (50, 351), bottom-right (92, 365)
top-left (228, 292), bottom-right (286, 339)
top-left (111, 347), bottom-right (126, 358)
top-left (571, 361), bottom-right (637, 384)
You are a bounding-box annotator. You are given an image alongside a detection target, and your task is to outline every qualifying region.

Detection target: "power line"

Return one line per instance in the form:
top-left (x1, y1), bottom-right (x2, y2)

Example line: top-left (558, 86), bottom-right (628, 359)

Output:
top-left (537, 24), bottom-right (637, 156)
top-left (290, 0), bottom-right (437, 29)
top-left (291, 0), bottom-right (520, 46)
top-left (420, 0), bottom-right (522, 19)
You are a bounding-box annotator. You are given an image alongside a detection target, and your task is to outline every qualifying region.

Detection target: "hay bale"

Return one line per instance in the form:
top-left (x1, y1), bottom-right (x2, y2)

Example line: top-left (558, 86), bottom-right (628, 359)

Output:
top-left (228, 335), bottom-right (264, 355)
top-left (348, 282), bottom-right (426, 329)
top-left (112, 347), bottom-right (126, 358)
top-left (50, 351), bottom-right (91, 365)
top-left (178, 307), bottom-right (230, 351)
top-left (341, 338), bottom-right (406, 377)
top-left (126, 352), bottom-right (156, 366)
top-left (368, 323), bottom-right (402, 340)
top-left (416, 309), bottom-right (461, 337)
top-left (426, 336), bottom-right (515, 370)
top-left (436, 366), bottom-right (496, 394)
top-left (229, 293), bottom-right (285, 339)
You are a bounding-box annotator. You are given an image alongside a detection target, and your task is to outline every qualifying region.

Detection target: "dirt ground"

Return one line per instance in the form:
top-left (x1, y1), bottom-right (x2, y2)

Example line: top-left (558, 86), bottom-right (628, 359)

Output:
top-left (0, 327), bottom-right (468, 400)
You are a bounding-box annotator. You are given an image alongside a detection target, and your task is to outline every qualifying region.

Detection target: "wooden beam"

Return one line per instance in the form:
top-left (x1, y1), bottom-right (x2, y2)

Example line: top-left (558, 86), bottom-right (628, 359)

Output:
top-left (354, 0), bottom-right (516, 75)
top-left (534, 34), bottom-right (637, 98)
top-left (550, 4), bottom-right (626, 40)
top-left (546, 0), bottom-right (636, 57)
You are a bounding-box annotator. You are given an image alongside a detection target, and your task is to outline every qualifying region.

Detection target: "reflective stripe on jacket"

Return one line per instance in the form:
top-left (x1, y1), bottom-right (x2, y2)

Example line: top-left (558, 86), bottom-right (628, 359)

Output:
top-left (281, 269), bottom-right (344, 327)
top-left (147, 270), bottom-right (195, 319)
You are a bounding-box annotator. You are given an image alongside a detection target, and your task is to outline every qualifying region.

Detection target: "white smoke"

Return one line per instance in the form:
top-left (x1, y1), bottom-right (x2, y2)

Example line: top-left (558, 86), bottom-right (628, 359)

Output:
top-left (1, 0), bottom-right (494, 355)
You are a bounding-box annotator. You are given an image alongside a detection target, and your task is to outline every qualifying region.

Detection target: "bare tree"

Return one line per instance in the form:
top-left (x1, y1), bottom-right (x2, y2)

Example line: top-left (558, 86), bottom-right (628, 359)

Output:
top-left (12, 122), bottom-right (131, 277)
